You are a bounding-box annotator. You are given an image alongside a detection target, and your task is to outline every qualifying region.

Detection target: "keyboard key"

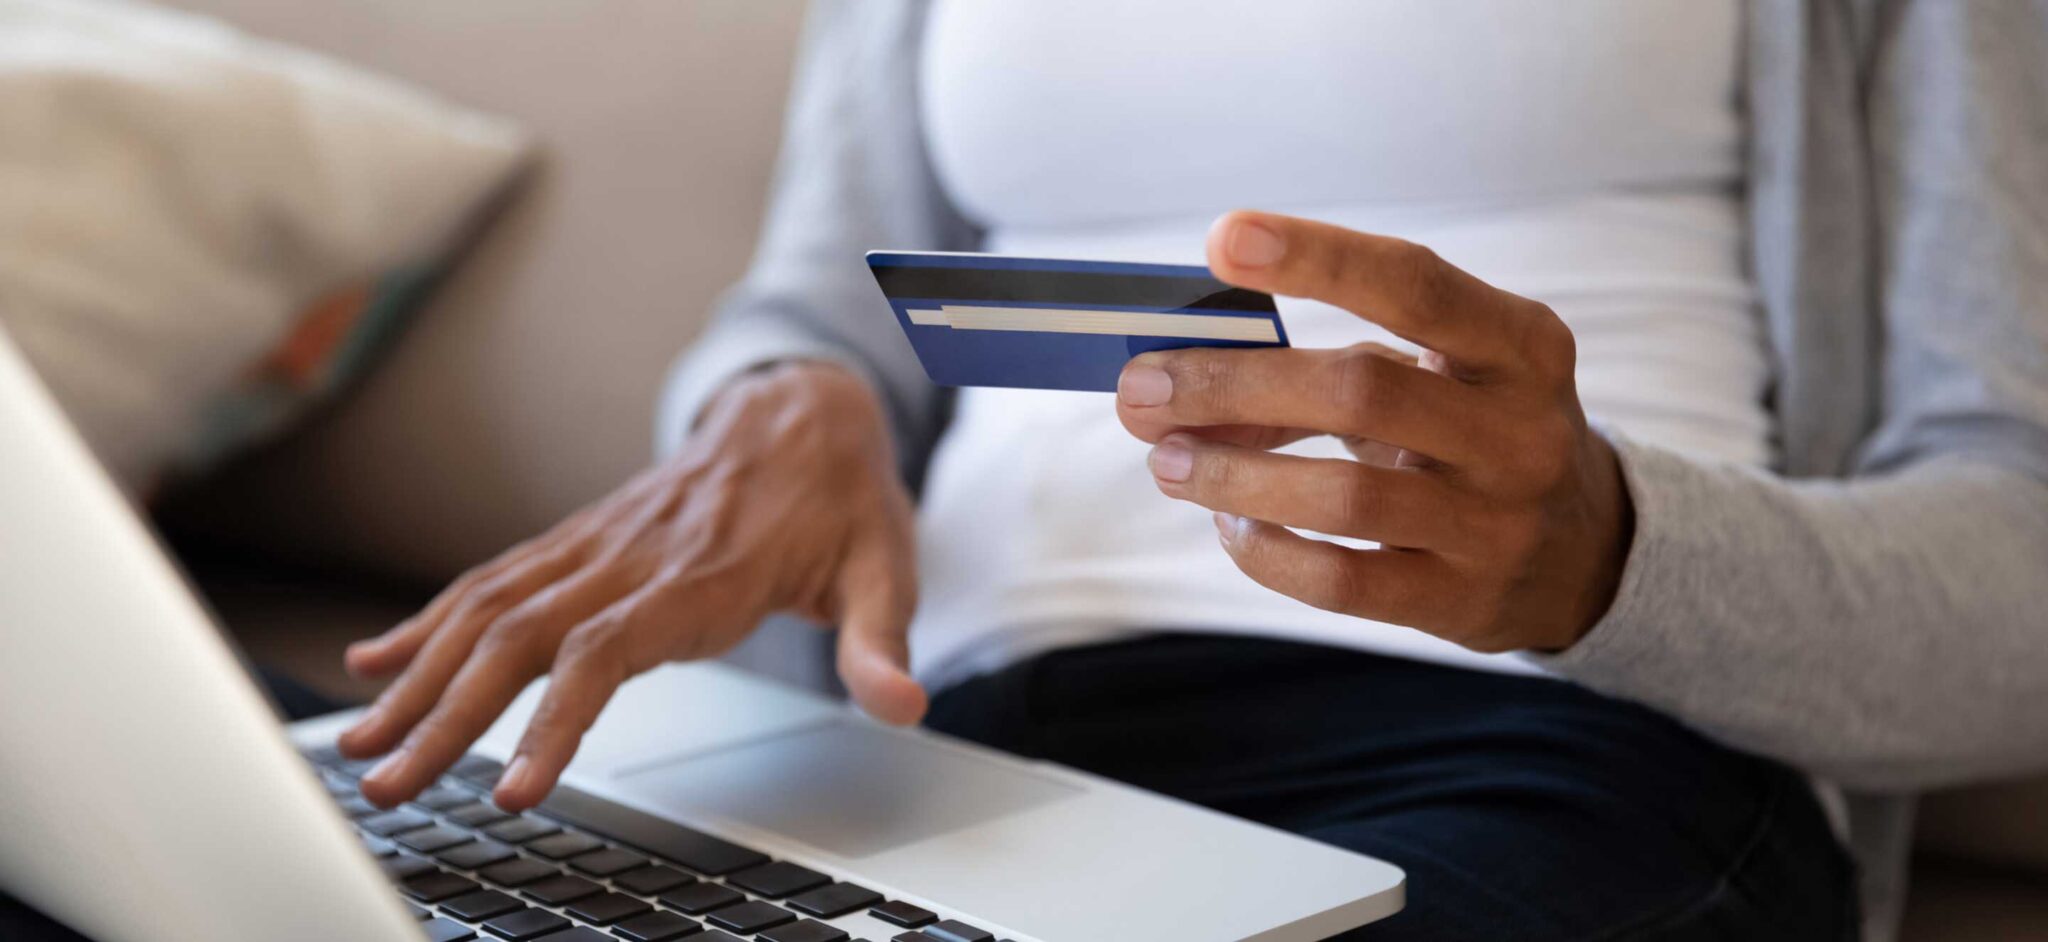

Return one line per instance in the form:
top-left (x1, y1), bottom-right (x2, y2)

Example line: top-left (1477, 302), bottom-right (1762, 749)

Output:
top-left (727, 861), bottom-right (830, 899)
top-left (486, 816), bottom-right (563, 845)
top-left (564, 892), bottom-right (652, 925)
top-left (539, 785), bottom-right (768, 875)
top-left (448, 801), bottom-right (516, 829)
top-left (423, 917), bottom-right (479, 942)
top-left (363, 808), bottom-right (438, 837)
top-left (482, 908), bottom-right (569, 941)
top-left (304, 744), bottom-right (342, 767)
top-left (442, 889), bottom-right (526, 922)
top-left (694, 933), bottom-right (743, 942)
top-left (760, 920), bottom-right (850, 942)
top-left (527, 832), bottom-right (605, 860)
top-left (569, 847), bottom-right (648, 877)
top-left (656, 882), bottom-right (743, 915)
top-left (381, 854), bottom-right (440, 881)
top-left (418, 784), bottom-right (479, 810)
top-left (868, 901), bottom-right (937, 928)
top-left (362, 834), bottom-right (398, 858)
top-left (611, 865), bottom-right (694, 897)
top-left (521, 874), bottom-right (605, 906)
top-left (407, 901), bottom-right (433, 920)
top-left (923, 920), bottom-right (994, 942)
top-left (705, 901), bottom-right (795, 934)
top-left (787, 883), bottom-right (882, 919)
top-left (402, 871), bottom-right (480, 903)
top-left (479, 856), bottom-right (560, 888)
top-left (338, 756), bottom-right (383, 777)
top-left (609, 910), bottom-right (701, 942)
top-left (338, 795), bottom-right (382, 819)
top-left (891, 934), bottom-right (936, 942)
top-left (397, 826), bottom-right (476, 854)
top-left (452, 755), bottom-right (506, 789)
top-left (440, 839), bottom-right (518, 870)
top-left (533, 930), bottom-right (610, 942)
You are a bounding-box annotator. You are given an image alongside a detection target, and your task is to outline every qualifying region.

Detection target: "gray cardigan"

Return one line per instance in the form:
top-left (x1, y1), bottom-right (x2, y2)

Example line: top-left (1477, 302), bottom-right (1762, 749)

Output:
top-left (658, 3), bottom-right (2048, 937)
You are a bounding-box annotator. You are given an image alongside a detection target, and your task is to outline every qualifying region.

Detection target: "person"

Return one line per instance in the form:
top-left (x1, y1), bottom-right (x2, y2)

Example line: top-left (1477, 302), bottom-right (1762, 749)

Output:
top-left (337, 3), bottom-right (2048, 940)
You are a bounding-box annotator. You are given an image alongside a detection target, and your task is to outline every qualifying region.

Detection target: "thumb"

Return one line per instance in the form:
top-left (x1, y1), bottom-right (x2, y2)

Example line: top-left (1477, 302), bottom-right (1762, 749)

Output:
top-left (833, 527), bottom-right (926, 726)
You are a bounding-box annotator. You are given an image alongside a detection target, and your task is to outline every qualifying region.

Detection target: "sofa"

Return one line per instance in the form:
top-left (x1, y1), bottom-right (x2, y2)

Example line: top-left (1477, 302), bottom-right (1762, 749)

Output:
top-left (151, 2), bottom-right (2048, 938)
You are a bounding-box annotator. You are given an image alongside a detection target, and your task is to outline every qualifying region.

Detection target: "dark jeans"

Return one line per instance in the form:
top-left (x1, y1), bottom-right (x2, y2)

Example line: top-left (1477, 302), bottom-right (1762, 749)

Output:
top-left (925, 633), bottom-right (1858, 941)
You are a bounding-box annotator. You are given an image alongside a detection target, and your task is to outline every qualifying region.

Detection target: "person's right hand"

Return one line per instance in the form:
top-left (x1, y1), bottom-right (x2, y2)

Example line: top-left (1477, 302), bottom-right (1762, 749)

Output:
top-left (334, 361), bottom-right (925, 811)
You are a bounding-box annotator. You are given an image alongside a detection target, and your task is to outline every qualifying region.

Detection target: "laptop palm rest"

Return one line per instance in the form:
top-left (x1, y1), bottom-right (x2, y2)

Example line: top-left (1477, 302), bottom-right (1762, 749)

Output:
top-left (615, 718), bottom-right (1081, 859)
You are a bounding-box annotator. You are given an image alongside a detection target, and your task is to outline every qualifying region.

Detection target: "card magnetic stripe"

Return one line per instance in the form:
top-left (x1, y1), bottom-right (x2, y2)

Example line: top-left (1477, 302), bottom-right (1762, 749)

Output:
top-left (869, 260), bottom-right (1274, 314)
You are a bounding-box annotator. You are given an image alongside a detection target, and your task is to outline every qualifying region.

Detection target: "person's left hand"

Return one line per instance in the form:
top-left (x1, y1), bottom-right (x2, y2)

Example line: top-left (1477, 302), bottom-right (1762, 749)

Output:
top-left (1116, 210), bottom-right (1634, 654)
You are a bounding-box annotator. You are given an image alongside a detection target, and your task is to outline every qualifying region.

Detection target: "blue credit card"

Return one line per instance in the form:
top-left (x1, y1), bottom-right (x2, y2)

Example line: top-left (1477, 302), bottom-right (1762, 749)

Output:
top-left (867, 251), bottom-right (1289, 392)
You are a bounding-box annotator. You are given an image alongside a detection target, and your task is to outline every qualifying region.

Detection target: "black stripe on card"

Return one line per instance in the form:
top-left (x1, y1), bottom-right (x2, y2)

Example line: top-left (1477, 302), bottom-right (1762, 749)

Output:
top-left (870, 265), bottom-right (1276, 313)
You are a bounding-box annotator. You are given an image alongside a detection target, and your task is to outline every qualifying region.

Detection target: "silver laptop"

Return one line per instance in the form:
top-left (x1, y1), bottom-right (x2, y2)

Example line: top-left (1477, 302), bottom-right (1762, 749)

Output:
top-left (0, 329), bottom-right (1402, 942)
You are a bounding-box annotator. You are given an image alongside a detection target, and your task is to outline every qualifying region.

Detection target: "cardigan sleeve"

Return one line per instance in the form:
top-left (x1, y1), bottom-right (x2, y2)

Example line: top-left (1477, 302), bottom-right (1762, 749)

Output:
top-left (1530, 0), bottom-right (2048, 791)
top-left (655, 0), bottom-right (969, 478)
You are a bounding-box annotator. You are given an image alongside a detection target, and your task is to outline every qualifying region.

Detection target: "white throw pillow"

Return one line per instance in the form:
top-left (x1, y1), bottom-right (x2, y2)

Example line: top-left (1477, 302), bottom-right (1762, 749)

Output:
top-left (0, 0), bottom-right (531, 494)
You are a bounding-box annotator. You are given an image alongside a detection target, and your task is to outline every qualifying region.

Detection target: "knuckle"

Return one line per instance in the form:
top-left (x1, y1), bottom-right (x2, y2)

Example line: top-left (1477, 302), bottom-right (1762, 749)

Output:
top-left (1193, 446), bottom-right (1239, 493)
top-left (1387, 240), bottom-right (1455, 317)
top-left (556, 621), bottom-right (626, 673)
top-left (467, 578), bottom-right (529, 616)
top-left (1327, 348), bottom-right (1392, 434)
top-left (1522, 306), bottom-right (1577, 377)
top-left (1308, 554), bottom-right (1369, 614)
top-left (1332, 467), bottom-right (1385, 533)
top-left (474, 617), bottom-right (548, 672)
top-left (1169, 352), bottom-right (1234, 415)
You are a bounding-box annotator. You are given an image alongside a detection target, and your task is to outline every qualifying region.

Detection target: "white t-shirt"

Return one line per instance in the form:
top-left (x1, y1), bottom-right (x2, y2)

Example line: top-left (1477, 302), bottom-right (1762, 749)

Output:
top-left (908, 1), bottom-right (1772, 690)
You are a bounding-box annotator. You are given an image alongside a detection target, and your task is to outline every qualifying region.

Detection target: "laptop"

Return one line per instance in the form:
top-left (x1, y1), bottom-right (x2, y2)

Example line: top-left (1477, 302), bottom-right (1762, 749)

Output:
top-left (0, 329), bottom-right (1403, 942)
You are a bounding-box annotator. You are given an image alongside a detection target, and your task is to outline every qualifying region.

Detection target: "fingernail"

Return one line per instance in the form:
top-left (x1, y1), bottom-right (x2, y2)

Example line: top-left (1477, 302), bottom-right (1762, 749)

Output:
top-left (1150, 440), bottom-right (1194, 482)
top-left (499, 756), bottom-right (533, 796)
top-left (1213, 512), bottom-right (1246, 543)
top-left (1224, 218), bottom-right (1286, 268)
top-left (1119, 365), bottom-right (1172, 406)
top-left (363, 752), bottom-right (402, 788)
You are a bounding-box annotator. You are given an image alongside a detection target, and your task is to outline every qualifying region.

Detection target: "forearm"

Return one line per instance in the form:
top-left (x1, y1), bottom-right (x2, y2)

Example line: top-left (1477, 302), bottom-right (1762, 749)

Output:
top-left (657, 0), bottom-right (970, 478)
top-left (1532, 436), bottom-right (2048, 790)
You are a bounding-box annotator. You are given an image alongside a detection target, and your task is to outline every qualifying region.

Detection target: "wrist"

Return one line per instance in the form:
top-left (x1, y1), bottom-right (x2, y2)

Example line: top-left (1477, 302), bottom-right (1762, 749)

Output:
top-left (1556, 432), bottom-right (1635, 651)
top-left (695, 358), bottom-right (896, 470)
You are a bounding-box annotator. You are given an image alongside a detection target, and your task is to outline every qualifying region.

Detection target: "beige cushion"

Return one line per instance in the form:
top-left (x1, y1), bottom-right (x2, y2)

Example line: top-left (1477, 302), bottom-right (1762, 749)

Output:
top-left (2, 0), bottom-right (528, 494)
top-left (160, 0), bottom-right (806, 582)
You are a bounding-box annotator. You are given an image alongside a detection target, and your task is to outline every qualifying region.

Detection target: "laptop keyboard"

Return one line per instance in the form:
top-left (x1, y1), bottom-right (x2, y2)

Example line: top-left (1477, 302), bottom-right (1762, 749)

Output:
top-left (302, 747), bottom-right (1009, 942)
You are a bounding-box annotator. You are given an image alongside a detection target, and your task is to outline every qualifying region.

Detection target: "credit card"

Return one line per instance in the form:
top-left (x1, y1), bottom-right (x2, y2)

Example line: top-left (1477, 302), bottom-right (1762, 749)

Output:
top-left (866, 251), bottom-right (1289, 392)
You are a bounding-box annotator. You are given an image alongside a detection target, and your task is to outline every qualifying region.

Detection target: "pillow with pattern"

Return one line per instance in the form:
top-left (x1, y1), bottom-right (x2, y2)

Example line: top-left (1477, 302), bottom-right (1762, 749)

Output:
top-left (0, 0), bottom-right (532, 495)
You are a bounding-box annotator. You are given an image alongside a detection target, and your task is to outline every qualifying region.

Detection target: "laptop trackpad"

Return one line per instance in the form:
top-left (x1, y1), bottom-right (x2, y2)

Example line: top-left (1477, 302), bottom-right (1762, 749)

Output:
top-left (615, 719), bottom-right (1081, 860)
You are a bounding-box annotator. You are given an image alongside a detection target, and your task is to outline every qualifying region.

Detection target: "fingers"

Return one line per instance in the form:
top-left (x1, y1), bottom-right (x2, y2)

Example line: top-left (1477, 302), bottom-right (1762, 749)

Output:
top-left (1113, 412), bottom-right (1319, 454)
top-left (354, 562), bottom-right (636, 806)
top-left (344, 544), bottom-right (542, 680)
top-left (1149, 435), bottom-right (1466, 548)
top-left (1204, 210), bottom-right (1568, 377)
top-left (832, 527), bottom-right (926, 727)
top-left (338, 543), bottom-right (586, 766)
top-left (1213, 515), bottom-right (1454, 630)
top-left (494, 595), bottom-right (649, 811)
top-left (1118, 342), bottom-right (1495, 465)
top-left (342, 474), bottom-right (659, 681)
